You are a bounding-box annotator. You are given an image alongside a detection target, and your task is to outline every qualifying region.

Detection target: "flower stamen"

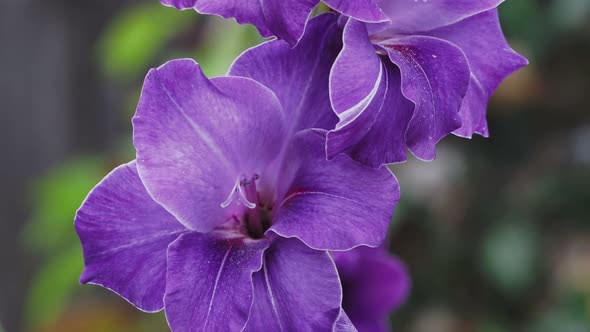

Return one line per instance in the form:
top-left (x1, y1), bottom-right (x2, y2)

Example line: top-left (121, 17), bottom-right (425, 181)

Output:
top-left (220, 175), bottom-right (258, 209)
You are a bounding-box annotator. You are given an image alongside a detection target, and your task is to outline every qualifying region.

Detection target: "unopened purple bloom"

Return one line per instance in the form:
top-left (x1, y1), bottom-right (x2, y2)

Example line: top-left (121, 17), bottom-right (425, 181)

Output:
top-left (160, 0), bottom-right (387, 46)
top-left (328, 1), bottom-right (528, 166)
top-left (334, 247), bottom-right (411, 332)
top-left (76, 15), bottom-right (400, 331)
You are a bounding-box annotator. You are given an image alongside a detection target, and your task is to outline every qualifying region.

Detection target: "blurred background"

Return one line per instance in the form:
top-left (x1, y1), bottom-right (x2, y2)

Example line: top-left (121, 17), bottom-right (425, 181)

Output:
top-left (0, 0), bottom-right (589, 331)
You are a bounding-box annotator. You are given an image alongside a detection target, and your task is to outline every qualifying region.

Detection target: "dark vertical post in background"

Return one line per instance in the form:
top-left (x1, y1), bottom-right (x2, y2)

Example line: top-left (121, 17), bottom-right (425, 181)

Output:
top-left (0, 0), bottom-right (125, 330)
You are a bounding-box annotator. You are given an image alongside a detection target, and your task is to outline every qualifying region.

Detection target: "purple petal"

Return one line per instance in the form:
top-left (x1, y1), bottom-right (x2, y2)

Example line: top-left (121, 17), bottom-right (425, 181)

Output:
top-left (160, 0), bottom-right (197, 10)
top-left (244, 237), bottom-right (341, 331)
top-left (334, 247), bottom-right (411, 332)
top-left (160, 0), bottom-right (272, 38)
top-left (324, 0), bottom-right (388, 23)
top-left (165, 233), bottom-right (269, 331)
top-left (133, 59), bottom-right (286, 232)
top-left (327, 59), bottom-right (414, 167)
top-left (334, 310), bottom-right (359, 332)
top-left (376, 0), bottom-right (503, 34)
top-left (259, 0), bottom-right (320, 46)
top-left (454, 79), bottom-right (491, 138)
top-left (229, 13), bottom-right (341, 135)
top-left (75, 161), bottom-right (186, 312)
top-left (161, 0), bottom-right (319, 46)
top-left (330, 19), bottom-right (382, 116)
top-left (272, 130), bottom-right (400, 251)
top-left (379, 36), bottom-right (470, 160)
top-left (425, 9), bottom-right (528, 137)
top-left (328, 19), bottom-right (415, 166)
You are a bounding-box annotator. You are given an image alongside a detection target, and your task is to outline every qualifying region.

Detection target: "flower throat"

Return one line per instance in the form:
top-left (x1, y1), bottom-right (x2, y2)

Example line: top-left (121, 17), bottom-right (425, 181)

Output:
top-left (221, 174), bottom-right (272, 239)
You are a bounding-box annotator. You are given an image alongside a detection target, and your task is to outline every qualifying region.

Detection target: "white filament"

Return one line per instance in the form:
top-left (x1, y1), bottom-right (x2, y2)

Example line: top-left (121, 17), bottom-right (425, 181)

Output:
top-left (220, 176), bottom-right (256, 209)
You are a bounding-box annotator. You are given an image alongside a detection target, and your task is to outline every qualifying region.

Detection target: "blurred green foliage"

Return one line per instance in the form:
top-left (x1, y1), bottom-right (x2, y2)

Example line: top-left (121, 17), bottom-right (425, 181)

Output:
top-left (22, 157), bottom-right (106, 328)
top-left (98, 2), bottom-right (262, 81)
top-left (193, 19), bottom-right (263, 77)
top-left (22, 157), bottom-right (105, 254)
top-left (25, 246), bottom-right (84, 326)
top-left (481, 221), bottom-right (538, 295)
top-left (98, 3), bottom-right (194, 81)
top-left (531, 293), bottom-right (590, 332)
top-left (549, 0), bottom-right (590, 31)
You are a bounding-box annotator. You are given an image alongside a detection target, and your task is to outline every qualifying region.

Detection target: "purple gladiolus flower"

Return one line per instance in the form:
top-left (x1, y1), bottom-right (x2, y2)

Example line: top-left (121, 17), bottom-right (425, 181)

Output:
top-left (328, 1), bottom-right (528, 167)
top-left (76, 15), bottom-right (400, 331)
top-left (160, 0), bottom-right (387, 46)
top-left (334, 247), bottom-right (411, 332)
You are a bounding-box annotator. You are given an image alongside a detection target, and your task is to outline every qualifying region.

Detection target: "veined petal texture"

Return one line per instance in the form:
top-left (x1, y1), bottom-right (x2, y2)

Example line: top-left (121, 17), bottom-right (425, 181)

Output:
top-left (165, 233), bottom-right (269, 332)
top-left (244, 237), bottom-right (342, 331)
top-left (133, 59), bottom-right (287, 232)
top-left (75, 161), bottom-right (187, 312)
top-left (272, 130), bottom-right (399, 251)
top-left (229, 13), bottom-right (341, 136)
